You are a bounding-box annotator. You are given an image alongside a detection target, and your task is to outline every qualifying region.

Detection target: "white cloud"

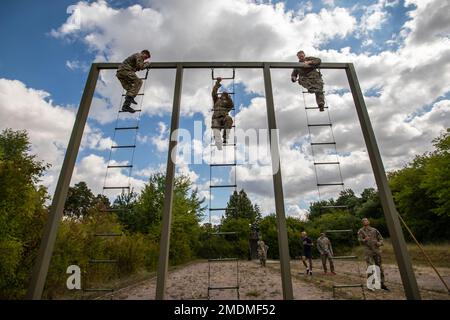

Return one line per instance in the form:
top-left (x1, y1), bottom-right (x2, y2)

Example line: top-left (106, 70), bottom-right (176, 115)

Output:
top-left (357, 0), bottom-right (389, 37)
top-left (151, 121), bottom-right (169, 152)
top-left (0, 78), bottom-right (122, 196)
top-left (11, 0), bottom-right (449, 216)
top-left (0, 78), bottom-right (76, 189)
top-left (51, 0), bottom-right (357, 122)
top-left (72, 154), bottom-right (146, 197)
top-left (322, 0), bottom-right (335, 7)
top-left (66, 60), bottom-right (89, 72)
top-left (403, 0), bottom-right (450, 45)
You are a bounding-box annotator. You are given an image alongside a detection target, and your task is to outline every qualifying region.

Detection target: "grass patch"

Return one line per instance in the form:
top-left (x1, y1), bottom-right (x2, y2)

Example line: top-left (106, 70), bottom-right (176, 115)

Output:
top-left (351, 240), bottom-right (450, 268)
top-left (246, 290), bottom-right (261, 297)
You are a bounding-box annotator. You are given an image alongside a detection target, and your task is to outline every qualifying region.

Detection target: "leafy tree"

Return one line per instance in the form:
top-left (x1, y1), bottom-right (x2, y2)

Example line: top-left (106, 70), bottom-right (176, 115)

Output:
top-left (335, 189), bottom-right (361, 213)
top-left (0, 129), bottom-right (49, 298)
top-left (307, 199), bottom-right (332, 221)
top-left (356, 188), bottom-right (386, 235)
top-left (121, 173), bottom-right (205, 235)
top-left (258, 214), bottom-right (307, 259)
top-left (63, 181), bottom-right (111, 219)
top-left (259, 214), bottom-right (279, 259)
top-left (111, 190), bottom-right (139, 231)
top-left (198, 189), bottom-right (262, 259)
top-left (421, 129), bottom-right (450, 218)
top-left (225, 189), bottom-right (261, 223)
top-left (388, 129), bottom-right (450, 241)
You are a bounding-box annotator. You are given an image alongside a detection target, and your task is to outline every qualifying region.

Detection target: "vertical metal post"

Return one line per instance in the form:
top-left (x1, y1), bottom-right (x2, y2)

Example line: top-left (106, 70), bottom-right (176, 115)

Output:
top-left (155, 64), bottom-right (184, 299)
top-left (263, 63), bottom-right (294, 300)
top-left (346, 63), bottom-right (421, 300)
top-left (26, 64), bottom-right (100, 299)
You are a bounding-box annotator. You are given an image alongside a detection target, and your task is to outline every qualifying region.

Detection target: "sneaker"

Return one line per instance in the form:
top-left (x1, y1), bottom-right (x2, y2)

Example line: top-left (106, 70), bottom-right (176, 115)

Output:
top-left (309, 270), bottom-right (313, 276)
top-left (215, 139), bottom-right (223, 150)
top-left (330, 271), bottom-right (336, 275)
top-left (305, 268), bottom-right (310, 275)
top-left (121, 105), bottom-right (136, 113)
top-left (322, 272), bottom-right (328, 275)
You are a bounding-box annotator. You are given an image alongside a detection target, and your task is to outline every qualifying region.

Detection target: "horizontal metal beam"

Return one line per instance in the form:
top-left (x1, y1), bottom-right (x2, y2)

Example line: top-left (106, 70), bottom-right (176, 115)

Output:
top-left (94, 62), bottom-right (348, 70)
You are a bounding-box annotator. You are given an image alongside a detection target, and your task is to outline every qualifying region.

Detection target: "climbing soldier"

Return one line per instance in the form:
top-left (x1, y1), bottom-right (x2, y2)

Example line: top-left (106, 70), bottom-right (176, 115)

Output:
top-left (257, 238), bottom-right (269, 267)
top-left (291, 50), bottom-right (325, 111)
top-left (211, 77), bottom-right (234, 150)
top-left (116, 50), bottom-right (151, 113)
top-left (317, 232), bottom-right (335, 275)
top-left (357, 218), bottom-right (389, 291)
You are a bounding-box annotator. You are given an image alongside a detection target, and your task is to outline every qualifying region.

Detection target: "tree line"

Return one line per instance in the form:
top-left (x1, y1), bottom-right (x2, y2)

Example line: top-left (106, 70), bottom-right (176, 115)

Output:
top-left (0, 128), bottom-right (448, 298)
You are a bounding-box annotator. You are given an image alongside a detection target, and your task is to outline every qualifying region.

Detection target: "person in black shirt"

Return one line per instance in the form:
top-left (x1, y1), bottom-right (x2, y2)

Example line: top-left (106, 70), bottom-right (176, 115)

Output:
top-left (301, 231), bottom-right (313, 275)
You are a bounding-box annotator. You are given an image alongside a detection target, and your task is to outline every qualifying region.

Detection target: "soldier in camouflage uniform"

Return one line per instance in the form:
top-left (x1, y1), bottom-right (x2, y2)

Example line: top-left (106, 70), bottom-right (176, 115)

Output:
top-left (291, 50), bottom-right (325, 112)
top-left (257, 238), bottom-right (269, 267)
top-left (116, 50), bottom-right (151, 113)
top-left (211, 77), bottom-right (234, 150)
top-left (317, 232), bottom-right (335, 274)
top-left (357, 218), bottom-right (389, 291)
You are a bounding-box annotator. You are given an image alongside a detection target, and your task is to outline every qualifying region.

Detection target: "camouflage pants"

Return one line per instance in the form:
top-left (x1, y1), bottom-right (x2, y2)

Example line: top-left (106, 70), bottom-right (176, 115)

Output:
top-left (258, 251), bottom-right (267, 267)
top-left (212, 115), bottom-right (233, 140)
top-left (365, 252), bottom-right (385, 284)
top-left (116, 69), bottom-right (143, 98)
top-left (298, 76), bottom-right (325, 108)
top-left (321, 253), bottom-right (335, 272)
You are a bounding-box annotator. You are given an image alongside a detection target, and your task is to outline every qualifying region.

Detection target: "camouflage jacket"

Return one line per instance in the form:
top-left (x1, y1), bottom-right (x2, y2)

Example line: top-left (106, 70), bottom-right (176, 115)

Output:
top-left (357, 226), bottom-right (383, 253)
top-left (212, 80), bottom-right (234, 118)
top-left (291, 56), bottom-right (322, 80)
top-left (118, 53), bottom-right (150, 72)
top-left (317, 236), bottom-right (333, 256)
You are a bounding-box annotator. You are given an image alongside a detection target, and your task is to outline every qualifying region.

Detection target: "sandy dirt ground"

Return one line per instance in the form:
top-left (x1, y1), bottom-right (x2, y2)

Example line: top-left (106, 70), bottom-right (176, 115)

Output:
top-left (281, 259), bottom-right (450, 300)
top-left (103, 259), bottom-right (450, 300)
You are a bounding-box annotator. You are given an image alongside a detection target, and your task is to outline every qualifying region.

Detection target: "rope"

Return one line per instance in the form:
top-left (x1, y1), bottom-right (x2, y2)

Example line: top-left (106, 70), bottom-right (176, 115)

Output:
top-left (127, 68), bottom-right (149, 189)
top-left (302, 71), bottom-right (345, 203)
top-left (397, 213), bottom-right (450, 294)
top-left (208, 68), bottom-right (239, 300)
top-left (102, 68), bottom-right (149, 198)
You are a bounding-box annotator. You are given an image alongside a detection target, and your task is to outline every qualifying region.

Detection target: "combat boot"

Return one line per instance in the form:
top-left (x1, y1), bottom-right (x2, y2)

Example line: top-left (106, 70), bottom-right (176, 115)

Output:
top-left (318, 103), bottom-right (325, 112)
top-left (121, 96), bottom-right (136, 113)
top-left (128, 95), bottom-right (138, 105)
top-left (122, 105), bottom-right (136, 113)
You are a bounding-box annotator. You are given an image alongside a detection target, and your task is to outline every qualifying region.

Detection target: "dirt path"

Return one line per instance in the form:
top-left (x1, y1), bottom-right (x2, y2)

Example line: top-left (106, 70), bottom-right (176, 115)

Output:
top-left (103, 259), bottom-right (450, 300)
top-left (106, 260), bottom-right (332, 300)
top-left (285, 259), bottom-right (450, 300)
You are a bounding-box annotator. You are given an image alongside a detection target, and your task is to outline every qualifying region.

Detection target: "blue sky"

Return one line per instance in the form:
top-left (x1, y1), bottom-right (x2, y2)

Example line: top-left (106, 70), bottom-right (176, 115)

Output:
top-left (0, 0), bottom-right (415, 102)
top-left (1, 0), bottom-right (449, 220)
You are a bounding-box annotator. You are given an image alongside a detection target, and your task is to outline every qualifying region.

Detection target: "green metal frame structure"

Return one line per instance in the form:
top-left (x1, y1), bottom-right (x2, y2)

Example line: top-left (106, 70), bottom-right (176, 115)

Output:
top-left (26, 61), bottom-right (421, 300)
